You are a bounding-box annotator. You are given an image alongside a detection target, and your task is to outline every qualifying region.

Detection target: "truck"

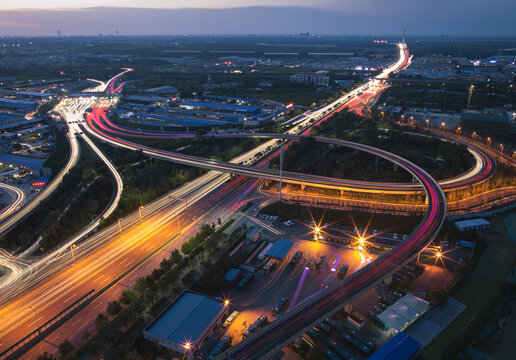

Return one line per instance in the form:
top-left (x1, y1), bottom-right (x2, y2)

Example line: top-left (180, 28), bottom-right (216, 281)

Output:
top-left (207, 335), bottom-right (232, 359)
top-left (257, 242), bottom-right (274, 262)
top-left (263, 259), bottom-right (275, 274)
top-left (272, 296), bottom-right (289, 316)
top-left (324, 348), bottom-right (341, 360)
top-left (243, 315), bottom-right (268, 338)
top-left (315, 254), bottom-right (327, 269)
top-left (222, 311), bottom-right (240, 328)
top-left (328, 338), bottom-right (354, 360)
top-left (290, 250), bottom-right (303, 266)
top-left (237, 272), bottom-right (254, 288)
top-left (337, 264), bottom-right (349, 279)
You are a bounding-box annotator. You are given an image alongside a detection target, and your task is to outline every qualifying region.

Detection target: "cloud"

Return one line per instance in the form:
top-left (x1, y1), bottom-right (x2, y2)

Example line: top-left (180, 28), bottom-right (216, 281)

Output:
top-left (0, 6), bottom-right (514, 36)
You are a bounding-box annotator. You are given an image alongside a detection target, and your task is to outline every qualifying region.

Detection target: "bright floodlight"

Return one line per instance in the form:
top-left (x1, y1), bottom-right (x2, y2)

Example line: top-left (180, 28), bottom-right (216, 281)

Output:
top-left (224, 299), bottom-right (230, 306)
top-left (184, 342), bottom-right (191, 350)
top-left (314, 227), bottom-right (320, 234)
top-left (436, 252), bottom-right (442, 258)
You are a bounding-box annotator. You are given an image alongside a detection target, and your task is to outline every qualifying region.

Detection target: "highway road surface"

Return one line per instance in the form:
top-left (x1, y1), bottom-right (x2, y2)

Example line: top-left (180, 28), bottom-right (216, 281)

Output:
top-left (0, 40), bottom-right (452, 359)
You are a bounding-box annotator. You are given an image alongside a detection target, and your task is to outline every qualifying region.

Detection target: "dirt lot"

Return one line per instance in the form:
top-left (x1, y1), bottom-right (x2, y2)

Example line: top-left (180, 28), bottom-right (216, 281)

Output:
top-left (423, 215), bottom-right (516, 359)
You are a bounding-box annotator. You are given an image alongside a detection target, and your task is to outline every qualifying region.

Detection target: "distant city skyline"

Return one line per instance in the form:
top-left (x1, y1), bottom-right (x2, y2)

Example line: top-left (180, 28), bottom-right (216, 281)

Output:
top-left (0, 2), bottom-right (515, 37)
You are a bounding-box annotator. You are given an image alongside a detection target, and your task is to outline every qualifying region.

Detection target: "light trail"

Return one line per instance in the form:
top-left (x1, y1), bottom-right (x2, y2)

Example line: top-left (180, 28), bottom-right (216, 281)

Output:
top-left (0, 183), bottom-right (25, 221)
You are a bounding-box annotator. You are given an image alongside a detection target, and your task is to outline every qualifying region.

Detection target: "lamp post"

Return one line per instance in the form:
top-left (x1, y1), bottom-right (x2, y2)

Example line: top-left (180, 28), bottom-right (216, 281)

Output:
top-left (456, 126), bottom-right (462, 135)
top-left (487, 137), bottom-right (492, 147)
top-left (138, 205), bottom-right (143, 221)
top-left (472, 131), bottom-right (477, 140)
top-left (426, 118), bottom-right (429, 129)
top-left (106, 256), bottom-right (116, 280)
top-left (29, 306), bottom-right (41, 334)
top-left (70, 244), bottom-right (77, 263)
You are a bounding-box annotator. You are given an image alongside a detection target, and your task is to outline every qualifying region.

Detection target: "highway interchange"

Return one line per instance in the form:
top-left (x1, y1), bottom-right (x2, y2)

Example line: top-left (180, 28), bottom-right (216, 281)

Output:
top-left (0, 41), bottom-right (498, 359)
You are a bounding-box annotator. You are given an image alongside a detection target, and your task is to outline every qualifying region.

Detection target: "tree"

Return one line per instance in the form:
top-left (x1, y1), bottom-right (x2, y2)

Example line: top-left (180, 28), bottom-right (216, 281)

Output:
top-left (120, 290), bottom-right (138, 305)
top-left (429, 288), bottom-right (449, 304)
top-left (37, 352), bottom-right (56, 360)
top-left (159, 258), bottom-right (173, 272)
top-left (95, 312), bottom-right (108, 329)
top-left (134, 277), bottom-right (147, 293)
top-left (170, 249), bottom-right (182, 264)
top-left (106, 300), bottom-right (122, 316)
top-left (58, 339), bottom-right (74, 356)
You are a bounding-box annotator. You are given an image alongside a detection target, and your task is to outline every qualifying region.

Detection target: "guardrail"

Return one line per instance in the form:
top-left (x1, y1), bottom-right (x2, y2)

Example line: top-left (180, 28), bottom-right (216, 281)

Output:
top-left (0, 289), bottom-right (95, 360)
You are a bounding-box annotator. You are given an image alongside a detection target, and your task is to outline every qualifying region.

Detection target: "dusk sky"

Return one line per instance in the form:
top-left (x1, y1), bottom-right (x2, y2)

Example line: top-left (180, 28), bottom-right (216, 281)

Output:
top-left (0, 1), bottom-right (515, 37)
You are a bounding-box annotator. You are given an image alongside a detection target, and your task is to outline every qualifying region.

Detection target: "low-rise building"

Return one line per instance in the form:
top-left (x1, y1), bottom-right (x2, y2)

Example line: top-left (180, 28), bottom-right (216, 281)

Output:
top-left (143, 290), bottom-right (229, 357)
top-left (454, 218), bottom-right (491, 232)
top-left (460, 109), bottom-right (515, 135)
top-left (290, 72), bottom-right (330, 87)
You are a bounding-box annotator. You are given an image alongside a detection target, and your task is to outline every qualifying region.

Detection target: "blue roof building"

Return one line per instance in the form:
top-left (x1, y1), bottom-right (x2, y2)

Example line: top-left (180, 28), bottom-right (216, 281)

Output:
top-left (0, 153), bottom-right (46, 171)
top-left (368, 332), bottom-right (420, 360)
top-left (266, 238), bottom-right (294, 261)
top-left (180, 101), bottom-right (261, 115)
top-left (143, 290), bottom-right (228, 354)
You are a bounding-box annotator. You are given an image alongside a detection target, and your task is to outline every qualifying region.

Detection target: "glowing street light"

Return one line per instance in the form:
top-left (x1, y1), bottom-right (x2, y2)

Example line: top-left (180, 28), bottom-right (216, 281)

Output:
top-left (224, 299), bottom-right (230, 306)
top-left (70, 244), bottom-right (77, 263)
top-left (426, 118), bottom-right (429, 128)
top-left (184, 342), bottom-right (191, 350)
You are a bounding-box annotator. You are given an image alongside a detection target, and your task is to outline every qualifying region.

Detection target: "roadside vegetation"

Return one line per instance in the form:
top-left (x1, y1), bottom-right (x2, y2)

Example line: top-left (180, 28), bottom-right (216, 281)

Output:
top-left (270, 111), bottom-right (475, 182)
top-left (53, 219), bottom-right (246, 360)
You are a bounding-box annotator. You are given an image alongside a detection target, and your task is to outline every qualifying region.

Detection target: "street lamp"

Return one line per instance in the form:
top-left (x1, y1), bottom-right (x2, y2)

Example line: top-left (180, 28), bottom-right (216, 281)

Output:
top-left (70, 244), bottom-right (77, 263)
top-left (487, 137), bottom-right (492, 146)
top-left (456, 126), bottom-right (462, 135)
top-left (472, 131), bottom-right (477, 140)
top-left (425, 118), bottom-right (429, 128)
top-left (138, 205), bottom-right (144, 221)
top-left (441, 122), bottom-right (446, 131)
top-left (106, 256), bottom-right (116, 280)
top-left (29, 306), bottom-right (41, 334)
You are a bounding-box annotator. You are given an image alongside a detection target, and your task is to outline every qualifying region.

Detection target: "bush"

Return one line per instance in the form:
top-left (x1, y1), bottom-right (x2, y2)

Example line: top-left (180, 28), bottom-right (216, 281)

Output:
top-left (58, 339), bottom-right (74, 356)
top-left (106, 300), bottom-right (122, 316)
top-left (120, 290), bottom-right (138, 305)
top-left (429, 288), bottom-right (449, 304)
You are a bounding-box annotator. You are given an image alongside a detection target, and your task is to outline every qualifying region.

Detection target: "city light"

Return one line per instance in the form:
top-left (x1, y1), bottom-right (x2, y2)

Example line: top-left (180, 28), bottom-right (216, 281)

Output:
top-left (224, 299), bottom-right (230, 306)
top-left (184, 342), bottom-right (191, 350)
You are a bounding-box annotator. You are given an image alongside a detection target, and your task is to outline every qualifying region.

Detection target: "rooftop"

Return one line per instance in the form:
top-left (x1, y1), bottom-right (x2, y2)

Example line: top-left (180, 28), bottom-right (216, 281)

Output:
top-left (266, 238), bottom-right (294, 260)
top-left (0, 153), bottom-right (47, 170)
top-left (180, 101), bottom-right (261, 114)
top-left (377, 293), bottom-right (429, 332)
top-left (144, 290), bottom-right (225, 346)
top-left (367, 332), bottom-right (420, 360)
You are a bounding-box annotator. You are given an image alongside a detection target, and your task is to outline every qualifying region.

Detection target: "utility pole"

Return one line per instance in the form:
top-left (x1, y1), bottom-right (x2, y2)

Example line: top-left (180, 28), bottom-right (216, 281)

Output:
top-left (279, 141), bottom-right (284, 201)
